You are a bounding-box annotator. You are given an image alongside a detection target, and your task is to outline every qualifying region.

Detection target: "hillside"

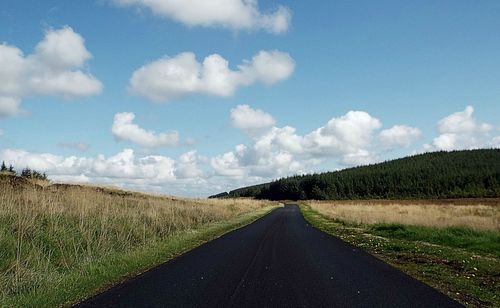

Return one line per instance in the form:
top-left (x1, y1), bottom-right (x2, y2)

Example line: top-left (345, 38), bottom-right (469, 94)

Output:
top-left (0, 173), bottom-right (275, 306)
top-left (213, 149), bottom-right (500, 200)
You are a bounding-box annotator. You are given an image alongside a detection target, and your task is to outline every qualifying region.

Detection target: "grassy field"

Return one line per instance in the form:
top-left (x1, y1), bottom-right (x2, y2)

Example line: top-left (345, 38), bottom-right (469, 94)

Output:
top-left (307, 199), bottom-right (500, 231)
top-left (0, 174), bottom-right (278, 307)
top-left (301, 200), bottom-right (500, 307)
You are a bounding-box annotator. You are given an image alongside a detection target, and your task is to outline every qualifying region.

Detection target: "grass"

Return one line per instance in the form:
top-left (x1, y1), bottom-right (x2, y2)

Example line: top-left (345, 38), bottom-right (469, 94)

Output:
top-left (307, 200), bottom-right (500, 231)
top-left (0, 174), bottom-right (278, 307)
top-left (300, 202), bottom-right (500, 307)
top-left (369, 224), bottom-right (500, 257)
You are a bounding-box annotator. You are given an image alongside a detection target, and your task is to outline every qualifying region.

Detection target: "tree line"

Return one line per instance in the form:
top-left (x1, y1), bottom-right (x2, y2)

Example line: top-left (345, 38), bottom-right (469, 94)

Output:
top-left (211, 149), bottom-right (500, 200)
top-left (1, 161), bottom-right (48, 181)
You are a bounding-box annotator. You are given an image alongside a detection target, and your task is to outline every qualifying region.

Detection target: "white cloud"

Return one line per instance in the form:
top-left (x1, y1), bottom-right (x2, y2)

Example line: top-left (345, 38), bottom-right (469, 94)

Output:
top-left (112, 112), bottom-right (179, 147)
top-left (129, 50), bottom-right (294, 102)
top-left (437, 106), bottom-right (491, 134)
top-left (34, 26), bottom-right (92, 69)
top-left (58, 142), bottom-right (90, 152)
top-left (212, 109), bottom-right (384, 180)
top-left (113, 0), bottom-right (291, 34)
top-left (1, 148), bottom-right (91, 176)
top-left (491, 136), bottom-right (500, 148)
top-left (211, 151), bottom-right (245, 177)
top-left (211, 105), bottom-right (495, 187)
top-left (230, 104), bottom-right (275, 133)
top-left (424, 106), bottom-right (495, 151)
top-left (340, 149), bottom-right (375, 166)
top-left (302, 111), bottom-right (382, 158)
top-left (211, 141), bottom-right (307, 179)
top-left (175, 150), bottom-right (204, 179)
top-left (0, 148), bottom-right (209, 195)
top-left (379, 125), bottom-right (421, 148)
top-left (0, 26), bottom-right (102, 117)
top-left (4, 103), bottom-right (497, 196)
top-left (239, 50), bottom-right (296, 84)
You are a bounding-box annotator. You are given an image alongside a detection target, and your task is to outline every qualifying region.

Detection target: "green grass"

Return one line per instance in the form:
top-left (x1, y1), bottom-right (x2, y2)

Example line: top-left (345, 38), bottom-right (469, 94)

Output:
top-left (0, 205), bottom-right (277, 307)
top-left (369, 224), bottom-right (500, 257)
top-left (300, 204), bottom-right (500, 307)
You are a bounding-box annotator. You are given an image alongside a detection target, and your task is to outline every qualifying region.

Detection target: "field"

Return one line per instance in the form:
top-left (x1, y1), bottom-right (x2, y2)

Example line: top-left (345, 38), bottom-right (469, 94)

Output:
top-left (0, 175), bottom-right (277, 307)
top-left (302, 200), bottom-right (500, 307)
top-left (307, 199), bottom-right (500, 231)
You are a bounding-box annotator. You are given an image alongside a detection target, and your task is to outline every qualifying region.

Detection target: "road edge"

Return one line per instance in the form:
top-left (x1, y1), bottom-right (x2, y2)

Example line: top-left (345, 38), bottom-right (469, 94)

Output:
top-left (3, 205), bottom-right (280, 308)
top-left (298, 203), bottom-right (493, 307)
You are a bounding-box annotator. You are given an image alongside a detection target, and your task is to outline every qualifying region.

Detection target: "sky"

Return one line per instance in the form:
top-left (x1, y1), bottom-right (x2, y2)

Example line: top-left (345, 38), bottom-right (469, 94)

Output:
top-left (0, 0), bottom-right (499, 196)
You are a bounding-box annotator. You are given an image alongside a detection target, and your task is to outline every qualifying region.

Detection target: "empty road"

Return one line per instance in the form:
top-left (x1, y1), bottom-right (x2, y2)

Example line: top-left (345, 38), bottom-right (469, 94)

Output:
top-left (77, 205), bottom-right (462, 308)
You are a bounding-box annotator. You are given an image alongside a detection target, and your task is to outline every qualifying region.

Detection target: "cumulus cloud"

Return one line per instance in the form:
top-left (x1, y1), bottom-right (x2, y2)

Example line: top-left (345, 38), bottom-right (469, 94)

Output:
top-left (112, 112), bottom-right (179, 147)
top-left (211, 109), bottom-right (386, 180)
top-left (0, 26), bottom-right (102, 117)
top-left (211, 105), bottom-right (497, 188)
top-left (211, 151), bottom-right (246, 177)
top-left (424, 106), bottom-right (495, 151)
top-left (230, 104), bottom-right (275, 133)
top-left (0, 148), bottom-right (212, 194)
top-left (4, 104), bottom-right (497, 196)
top-left (129, 50), bottom-right (294, 102)
top-left (340, 150), bottom-right (375, 167)
top-left (58, 142), bottom-right (90, 152)
top-left (238, 111), bottom-right (382, 159)
top-left (113, 0), bottom-right (291, 34)
top-left (437, 106), bottom-right (491, 134)
top-left (379, 125), bottom-right (421, 148)
top-left (302, 111), bottom-right (382, 158)
top-left (175, 150), bottom-right (204, 179)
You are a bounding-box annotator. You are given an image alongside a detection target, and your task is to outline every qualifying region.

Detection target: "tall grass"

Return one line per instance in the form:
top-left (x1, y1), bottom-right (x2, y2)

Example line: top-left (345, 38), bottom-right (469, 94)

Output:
top-left (0, 178), bottom-right (272, 304)
top-left (308, 200), bottom-right (500, 231)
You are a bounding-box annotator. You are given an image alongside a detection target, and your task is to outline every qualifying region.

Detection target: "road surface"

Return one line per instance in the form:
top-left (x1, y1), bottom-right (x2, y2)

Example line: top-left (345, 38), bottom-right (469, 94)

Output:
top-left (77, 205), bottom-right (462, 307)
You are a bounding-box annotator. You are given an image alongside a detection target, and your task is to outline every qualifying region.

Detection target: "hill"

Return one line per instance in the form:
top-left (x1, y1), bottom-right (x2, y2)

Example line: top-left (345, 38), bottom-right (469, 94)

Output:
top-left (0, 173), bottom-right (275, 306)
top-left (212, 149), bottom-right (500, 200)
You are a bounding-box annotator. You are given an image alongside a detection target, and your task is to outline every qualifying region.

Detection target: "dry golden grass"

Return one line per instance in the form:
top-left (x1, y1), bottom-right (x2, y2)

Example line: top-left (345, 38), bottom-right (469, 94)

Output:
top-left (0, 175), bottom-right (272, 302)
top-left (307, 200), bottom-right (500, 231)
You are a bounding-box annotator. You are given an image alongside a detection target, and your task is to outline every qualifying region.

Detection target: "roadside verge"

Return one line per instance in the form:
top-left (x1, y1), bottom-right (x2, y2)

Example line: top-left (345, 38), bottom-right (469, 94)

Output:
top-left (299, 203), bottom-right (500, 307)
top-left (2, 205), bottom-right (278, 307)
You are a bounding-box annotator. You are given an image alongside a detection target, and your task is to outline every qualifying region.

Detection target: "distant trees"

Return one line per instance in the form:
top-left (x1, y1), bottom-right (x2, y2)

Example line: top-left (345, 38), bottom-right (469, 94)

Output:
top-left (208, 192), bottom-right (229, 199)
top-left (0, 161), bottom-right (47, 180)
top-left (222, 149), bottom-right (500, 200)
top-left (0, 161), bottom-right (14, 174)
top-left (20, 167), bottom-right (32, 178)
top-left (20, 167), bottom-right (47, 180)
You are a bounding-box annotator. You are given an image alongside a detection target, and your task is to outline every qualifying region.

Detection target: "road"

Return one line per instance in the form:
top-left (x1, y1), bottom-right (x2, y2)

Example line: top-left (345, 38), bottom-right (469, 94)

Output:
top-left (77, 205), bottom-right (462, 308)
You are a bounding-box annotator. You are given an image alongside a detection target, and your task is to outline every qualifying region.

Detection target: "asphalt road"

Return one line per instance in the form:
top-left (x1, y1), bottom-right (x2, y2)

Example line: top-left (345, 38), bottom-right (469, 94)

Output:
top-left (77, 205), bottom-right (462, 308)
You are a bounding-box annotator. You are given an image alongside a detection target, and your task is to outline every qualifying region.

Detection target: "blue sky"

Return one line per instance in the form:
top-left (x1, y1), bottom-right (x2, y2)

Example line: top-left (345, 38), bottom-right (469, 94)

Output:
top-left (1, 0), bottom-right (499, 196)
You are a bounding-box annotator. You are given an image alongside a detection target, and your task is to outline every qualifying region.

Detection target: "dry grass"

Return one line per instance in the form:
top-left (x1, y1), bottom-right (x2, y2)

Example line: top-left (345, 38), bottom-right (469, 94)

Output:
top-left (307, 200), bottom-right (500, 231)
top-left (0, 175), bottom-right (272, 303)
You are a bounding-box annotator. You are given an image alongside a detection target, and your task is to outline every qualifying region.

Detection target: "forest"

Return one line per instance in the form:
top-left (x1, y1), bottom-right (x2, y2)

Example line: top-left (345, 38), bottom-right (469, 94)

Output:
top-left (211, 149), bottom-right (500, 200)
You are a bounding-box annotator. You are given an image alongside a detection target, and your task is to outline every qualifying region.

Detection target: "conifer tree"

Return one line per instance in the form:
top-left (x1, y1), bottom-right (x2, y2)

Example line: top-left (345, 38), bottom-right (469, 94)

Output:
top-left (21, 167), bottom-right (32, 178)
top-left (222, 149), bottom-right (500, 200)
